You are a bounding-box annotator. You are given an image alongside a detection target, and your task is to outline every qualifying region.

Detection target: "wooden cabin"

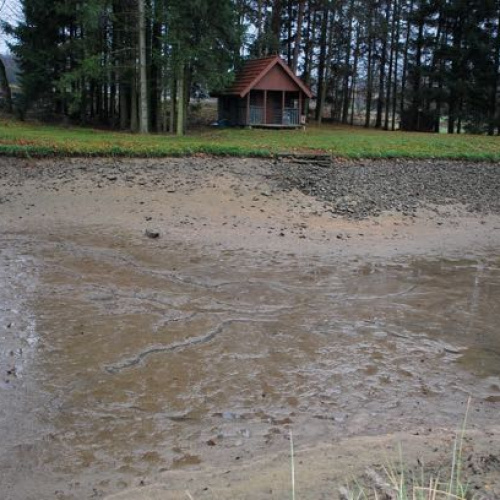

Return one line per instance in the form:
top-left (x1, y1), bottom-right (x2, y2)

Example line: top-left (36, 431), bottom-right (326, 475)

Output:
top-left (216, 56), bottom-right (313, 128)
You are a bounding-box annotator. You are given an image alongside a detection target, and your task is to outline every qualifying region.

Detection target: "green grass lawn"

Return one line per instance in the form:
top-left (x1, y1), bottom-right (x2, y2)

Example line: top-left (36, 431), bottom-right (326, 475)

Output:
top-left (1, 118), bottom-right (499, 160)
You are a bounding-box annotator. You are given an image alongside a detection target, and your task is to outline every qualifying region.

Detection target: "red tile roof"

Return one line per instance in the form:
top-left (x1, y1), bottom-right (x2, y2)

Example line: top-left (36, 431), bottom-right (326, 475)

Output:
top-left (223, 56), bottom-right (312, 98)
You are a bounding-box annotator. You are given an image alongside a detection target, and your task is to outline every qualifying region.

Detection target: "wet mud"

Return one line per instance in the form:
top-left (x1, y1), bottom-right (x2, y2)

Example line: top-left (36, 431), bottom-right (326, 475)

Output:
top-left (0, 158), bottom-right (499, 499)
top-left (1, 231), bottom-right (499, 499)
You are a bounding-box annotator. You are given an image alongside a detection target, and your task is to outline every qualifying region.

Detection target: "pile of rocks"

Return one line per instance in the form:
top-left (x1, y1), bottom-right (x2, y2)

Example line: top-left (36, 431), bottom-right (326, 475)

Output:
top-left (274, 159), bottom-right (500, 218)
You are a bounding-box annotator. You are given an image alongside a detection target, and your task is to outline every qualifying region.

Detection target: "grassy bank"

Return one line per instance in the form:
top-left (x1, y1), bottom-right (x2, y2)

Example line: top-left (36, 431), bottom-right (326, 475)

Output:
top-left (1, 118), bottom-right (500, 160)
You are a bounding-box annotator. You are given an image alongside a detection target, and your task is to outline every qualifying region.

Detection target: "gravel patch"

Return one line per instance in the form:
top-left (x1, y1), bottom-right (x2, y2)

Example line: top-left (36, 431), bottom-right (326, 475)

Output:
top-left (274, 159), bottom-right (500, 218)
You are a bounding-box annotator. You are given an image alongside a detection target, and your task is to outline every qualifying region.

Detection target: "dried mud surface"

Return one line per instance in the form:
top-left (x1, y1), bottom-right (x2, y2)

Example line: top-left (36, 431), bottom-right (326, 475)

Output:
top-left (0, 157), bottom-right (499, 500)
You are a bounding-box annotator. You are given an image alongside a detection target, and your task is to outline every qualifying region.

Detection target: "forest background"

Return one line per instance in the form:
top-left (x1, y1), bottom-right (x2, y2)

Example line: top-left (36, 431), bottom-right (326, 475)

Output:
top-left (1, 0), bottom-right (500, 137)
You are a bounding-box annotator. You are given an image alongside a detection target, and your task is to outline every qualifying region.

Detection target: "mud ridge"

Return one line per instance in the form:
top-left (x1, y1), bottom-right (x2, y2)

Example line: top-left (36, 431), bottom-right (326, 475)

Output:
top-left (105, 318), bottom-right (272, 374)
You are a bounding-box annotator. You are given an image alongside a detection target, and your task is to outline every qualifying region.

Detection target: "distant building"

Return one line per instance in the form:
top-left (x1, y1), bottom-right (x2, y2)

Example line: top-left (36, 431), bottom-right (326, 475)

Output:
top-left (216, 56), bottom-right (312, 128)
top-left (1, 54), bottom-right (19, 85)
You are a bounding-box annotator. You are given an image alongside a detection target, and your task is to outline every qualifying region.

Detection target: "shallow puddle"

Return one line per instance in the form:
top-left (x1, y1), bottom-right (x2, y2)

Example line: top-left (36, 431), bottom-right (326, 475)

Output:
top-left (1, 231), bottom-right (499, 499)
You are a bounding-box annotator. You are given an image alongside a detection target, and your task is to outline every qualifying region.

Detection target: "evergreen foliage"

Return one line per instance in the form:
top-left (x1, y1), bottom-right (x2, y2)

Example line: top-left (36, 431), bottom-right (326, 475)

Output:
top-left (5, 0), bottom-right (500, 134)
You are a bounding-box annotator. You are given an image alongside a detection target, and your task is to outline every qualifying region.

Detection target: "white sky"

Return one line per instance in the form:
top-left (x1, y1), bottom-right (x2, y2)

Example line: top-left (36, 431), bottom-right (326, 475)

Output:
top-left (0, 0), bottom-right (21, 53)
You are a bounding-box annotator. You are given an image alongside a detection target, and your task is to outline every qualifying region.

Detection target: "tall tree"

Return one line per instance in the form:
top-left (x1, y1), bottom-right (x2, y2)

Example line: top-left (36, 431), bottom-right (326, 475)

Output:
top-left (375, 0), bottom-right (390, 129)
top-left (0, 56), bottom-right (12, 113)
top-left (292, 0), bottom-right (305, 72)
top-left (489, 2), bottom-right (500, 135)
top-left (138, 0), bottom-right (148, 133)
top-left (315, 2), bottom-right (330, 121)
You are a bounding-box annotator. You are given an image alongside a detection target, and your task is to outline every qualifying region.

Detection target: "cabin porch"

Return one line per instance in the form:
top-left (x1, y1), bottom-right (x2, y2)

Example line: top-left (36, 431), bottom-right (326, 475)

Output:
top-left (244, 90), bottom-right (303, 127)
top-left (219, 90), bottom-right (305, 128)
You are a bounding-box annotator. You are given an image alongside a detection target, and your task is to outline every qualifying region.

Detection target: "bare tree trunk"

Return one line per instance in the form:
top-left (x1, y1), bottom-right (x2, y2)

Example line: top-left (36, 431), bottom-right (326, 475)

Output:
top-left (270, 0), bottom-right (283, 54)
top-left (169, 77), bottom-right (176, 133)
top-left (315, 5), bottom-right (330, 122)
top-left (320, 6), bottom-right (336, 123)
top-left (489, 6), bottom-right (500, 135)
top-left (350, 81), bottom-right (357, 125)
top-left (286, 0), bottom-right (293, 65)
top-left (256, 0), bottom-right (264, 57)
top-left (302, 2), bottom-right (316, 117)
top-left (391, 0), bottom-right (401, 130)
top-left (292, 0), bottom-right (305, 72)
top-left (110, 10), bottom-right (117, 125)
top-left (138, 0), bottom-right (149, 133)
top-left (150, 0), bottom-right (163, 132)
top-left (341, 0), bottom-right (355, 124)
top-left (176, 64), bottom-right (185, 136)
top-left (384, 0), bottom-right (397, 130)
top-left (457, 97), bottom-right (463, 134)
top-left (409, 18), bottom-right (424, 131)
top-left (131, 73), bottom-right (139, 132)
top-left (120, 81), bottom-right (129, 129)
top-left (302, 2), bottom-right (314, 83)
top-left (432, 7), bottom-right (445, 133)
top-left (365, 28), bottom-right (374, 127)
top-left (375, 0), bottom-right (390, 128)
top-left (400, 0), bottom-right (414, 129)
top-left (349, 22), bottom-right (361, 125)
top-left (448, 16), bottom-right (463, 134)
top-left (0, 57), bottom-right (13, 114)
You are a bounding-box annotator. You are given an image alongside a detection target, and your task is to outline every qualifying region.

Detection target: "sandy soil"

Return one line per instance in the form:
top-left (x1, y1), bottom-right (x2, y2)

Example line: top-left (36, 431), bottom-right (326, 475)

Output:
top-left (1, 157), bottom-right (500, 259)
top-left (0, 157), bottom-right (499, 500)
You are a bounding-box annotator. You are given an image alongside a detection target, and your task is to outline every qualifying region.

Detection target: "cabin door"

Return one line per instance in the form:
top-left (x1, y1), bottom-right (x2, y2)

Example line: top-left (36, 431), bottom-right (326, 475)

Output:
top-left (266, 91), bottom-right (282, 125)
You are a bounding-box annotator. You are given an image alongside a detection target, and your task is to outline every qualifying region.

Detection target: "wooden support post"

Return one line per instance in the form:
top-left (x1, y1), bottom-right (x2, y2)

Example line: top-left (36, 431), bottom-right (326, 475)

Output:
top-left (299, 92), bottom-right (303, 124)
top-left (282, 91), bottom-right (286, 124)
top-left (263, 90), bottom-right (267, 125)
top-left (246, 92), bottom-right (250, 126)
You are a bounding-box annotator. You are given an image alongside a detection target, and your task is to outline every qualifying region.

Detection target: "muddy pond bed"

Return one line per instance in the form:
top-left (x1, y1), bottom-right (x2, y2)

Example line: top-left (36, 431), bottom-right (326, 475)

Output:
top-left (0, 157), bottom-right (499, 499)
top-left (1, 231), bottom-right (499, 499)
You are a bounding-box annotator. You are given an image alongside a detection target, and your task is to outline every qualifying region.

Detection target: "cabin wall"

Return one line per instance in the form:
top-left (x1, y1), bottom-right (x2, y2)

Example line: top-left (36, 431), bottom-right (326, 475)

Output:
top-left (218, 96), bottom-right (247, 125)
top-left (254, 66), bottom-right (300, 92)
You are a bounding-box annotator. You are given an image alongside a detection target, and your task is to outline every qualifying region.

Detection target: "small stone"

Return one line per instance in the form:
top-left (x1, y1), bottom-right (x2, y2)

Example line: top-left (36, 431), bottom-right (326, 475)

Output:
top-left (145, 228), bottom-right (160, 239)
